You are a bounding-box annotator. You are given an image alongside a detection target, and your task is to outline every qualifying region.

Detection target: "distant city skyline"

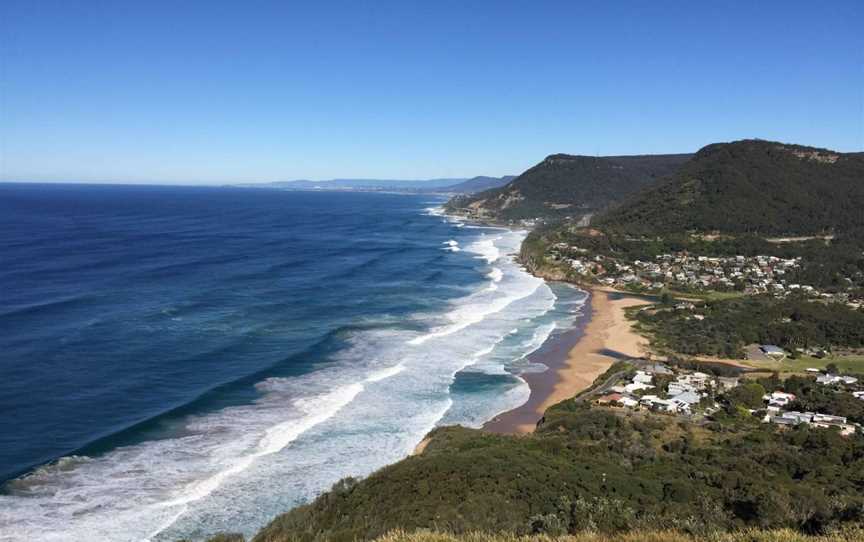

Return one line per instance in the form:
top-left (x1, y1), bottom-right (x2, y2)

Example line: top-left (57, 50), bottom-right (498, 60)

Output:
top-left (1, 0), bottom-right (862, 184)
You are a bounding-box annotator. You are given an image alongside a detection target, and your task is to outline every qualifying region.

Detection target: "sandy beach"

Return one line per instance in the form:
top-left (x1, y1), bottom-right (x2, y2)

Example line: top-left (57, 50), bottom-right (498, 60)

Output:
top-left (483, 289), bottom-right (652, 434)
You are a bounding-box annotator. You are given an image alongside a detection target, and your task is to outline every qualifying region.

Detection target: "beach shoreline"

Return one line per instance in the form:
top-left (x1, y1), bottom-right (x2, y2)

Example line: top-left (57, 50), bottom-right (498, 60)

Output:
top-left (482, 288), bottom-right (653, 434)
top-left (435, 208), bottom-right (655, 436)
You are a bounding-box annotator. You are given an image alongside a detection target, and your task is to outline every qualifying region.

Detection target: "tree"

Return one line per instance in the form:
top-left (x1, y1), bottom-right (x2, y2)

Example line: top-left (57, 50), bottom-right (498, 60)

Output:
top-left (726, 383), bottom-right (766, 409)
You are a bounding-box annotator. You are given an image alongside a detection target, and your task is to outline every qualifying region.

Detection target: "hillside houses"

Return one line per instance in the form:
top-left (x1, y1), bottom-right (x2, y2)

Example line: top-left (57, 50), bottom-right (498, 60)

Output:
top-left (596, 364), bottom-right (730, 416)
top-left (761, 379), bottom-right (863, 436)
top-left (548, 246), bottom-right (858, 302)
top-left (594, 361), bottom-right (864, 437)
top-left (767, 410), bottom-right (858, 436)
top-left (816, 374), bottom-right (859, 386)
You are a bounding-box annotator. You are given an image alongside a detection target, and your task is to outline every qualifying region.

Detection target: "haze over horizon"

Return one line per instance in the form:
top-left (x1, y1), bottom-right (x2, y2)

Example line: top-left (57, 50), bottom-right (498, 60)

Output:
top-left (1, 0), bottom-right (862, 184)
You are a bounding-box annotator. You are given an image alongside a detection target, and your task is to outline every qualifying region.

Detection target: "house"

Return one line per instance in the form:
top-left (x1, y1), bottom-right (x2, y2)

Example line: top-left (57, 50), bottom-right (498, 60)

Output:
top-left (632, 371), bottom-right (653, 384)
top-left (716, 376), bottom-right (740, 391)
top-left (768, 411), bottom-right (858, 436)
top-left (759, 345), bottom-right (788, 360)
top-left (596, 393), bottom-right (623, 405)
top-left (764, 391), bottom-right (796, 408)
top-left (624, 381), bottom-right (654, 393)
top-left (643, 363), bottom-right (673, 376)
top-left (618, 396), bottom-right (639, 408)
top-left (669, 390), bottom-right (701, 406)
top-left (817, 374), bottom-right (859, 385)
top-left (772, 411), bottom-right (813, 425)
top-left (668, 381), bottom-right (697, 396)
top-left (811, 414), bottom-right (857, 436)
top-left (812, 413), bottom-right (847, 425)
top-left (677, 372), bottom-right (711, 390)
top-left (641, 395), bottom-right (670, 411)
top-left (640, 395), bottom-right (683, 414)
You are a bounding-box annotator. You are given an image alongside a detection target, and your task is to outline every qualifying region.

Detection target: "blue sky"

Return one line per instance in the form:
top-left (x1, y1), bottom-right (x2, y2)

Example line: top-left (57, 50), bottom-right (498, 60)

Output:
top-left (1, 1), bottom-right (862, 183)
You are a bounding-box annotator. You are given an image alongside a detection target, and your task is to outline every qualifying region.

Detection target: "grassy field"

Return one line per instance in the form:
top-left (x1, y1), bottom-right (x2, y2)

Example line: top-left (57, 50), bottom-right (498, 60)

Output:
top-left (742, 355), bottom-right (864, 374)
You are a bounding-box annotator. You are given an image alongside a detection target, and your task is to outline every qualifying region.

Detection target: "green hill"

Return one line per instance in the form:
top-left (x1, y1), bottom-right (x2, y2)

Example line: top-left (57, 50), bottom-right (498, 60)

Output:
top-left (597, 140), bottom-right (864, 235)
top-left (251, 399), bottom-right (864, 542)
top-left (444, 153), bottom-right (691, 221)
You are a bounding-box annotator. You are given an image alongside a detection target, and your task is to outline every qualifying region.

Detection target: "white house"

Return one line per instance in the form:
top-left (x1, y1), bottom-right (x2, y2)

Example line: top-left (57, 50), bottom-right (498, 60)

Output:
top-left (817, 374), bottom-right (859, 386)
top-left (624, 381), bottom-right (654, 393)
top-left (668, 381), bottom-right (697, 396)
top-left (640, 395), bottom-right (683, 414)
top-left (764, 391), bottom-right (796, 408)
top-left (633, 371), bottom-right (653, 384)
top-left (677, 372), bottom-right (711, 390)
top-left (669, 390), bottom-right (701, 406)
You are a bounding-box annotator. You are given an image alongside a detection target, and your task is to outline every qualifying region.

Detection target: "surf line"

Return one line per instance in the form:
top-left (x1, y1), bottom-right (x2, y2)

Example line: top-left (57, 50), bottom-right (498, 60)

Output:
top-left (143, 364), bottom-right (405, 540)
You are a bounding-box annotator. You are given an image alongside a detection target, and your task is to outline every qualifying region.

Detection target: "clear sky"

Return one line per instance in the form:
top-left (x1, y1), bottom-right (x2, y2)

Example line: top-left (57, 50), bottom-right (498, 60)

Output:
top-left (1, 1), bottom-right (862, 183)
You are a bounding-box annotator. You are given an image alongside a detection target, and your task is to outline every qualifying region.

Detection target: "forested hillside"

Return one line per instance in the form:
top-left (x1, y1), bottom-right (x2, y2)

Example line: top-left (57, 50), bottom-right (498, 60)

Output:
top-left (251, 401), bottom-right (864, 542)
top-left (597, 140), bottom-right (864, 235)
top-left (445, 153), bottom-right (691, 221)
top-left (635, 295), bottom-right (864, 359)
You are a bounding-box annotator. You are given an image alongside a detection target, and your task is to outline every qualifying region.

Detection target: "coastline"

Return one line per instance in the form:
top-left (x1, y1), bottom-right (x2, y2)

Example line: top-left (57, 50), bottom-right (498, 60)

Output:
top-left (482, 288), bottom-right (652, 434)
top-left (438, 209), bottom-right (655, 436)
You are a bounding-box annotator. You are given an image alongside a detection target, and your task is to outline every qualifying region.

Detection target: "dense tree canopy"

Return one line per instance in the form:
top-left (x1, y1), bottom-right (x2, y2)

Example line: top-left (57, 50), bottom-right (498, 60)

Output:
top-left (253, 402), bottom-right (864, 542)
top-left (598, 140), bottom-right (864, 236)
top-left (635, 296), bottom-right (864, 358)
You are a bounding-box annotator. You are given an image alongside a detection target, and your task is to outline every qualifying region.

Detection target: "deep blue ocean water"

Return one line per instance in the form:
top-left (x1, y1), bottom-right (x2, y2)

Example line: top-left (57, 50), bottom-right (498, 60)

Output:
top-left (0, 184), bottom-right (586, 541)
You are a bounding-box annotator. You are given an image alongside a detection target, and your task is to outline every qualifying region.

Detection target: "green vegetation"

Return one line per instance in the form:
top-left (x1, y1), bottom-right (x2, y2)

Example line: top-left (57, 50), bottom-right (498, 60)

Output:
top-left (252, 400), bottom-right (864, 542)
top-left (597, 140), bottom-right (864, 236)
top-left (372, 527), bottom-right (864, 542)
top-left (446, 153), bottom-right (690, 221)
top-left (635, 296), bottom-right (864, 359)
top-left (745, 355), bottom-right (864, 374)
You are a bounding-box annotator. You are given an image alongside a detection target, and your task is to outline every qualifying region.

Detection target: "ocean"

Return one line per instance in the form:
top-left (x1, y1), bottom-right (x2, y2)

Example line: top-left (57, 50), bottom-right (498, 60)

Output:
top-left (0, 184), bottom-right (587, 541)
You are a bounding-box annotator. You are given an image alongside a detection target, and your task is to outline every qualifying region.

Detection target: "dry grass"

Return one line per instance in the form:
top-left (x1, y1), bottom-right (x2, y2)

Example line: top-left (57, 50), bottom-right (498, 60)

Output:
top-left (374, 528), bottom-right (864, 542)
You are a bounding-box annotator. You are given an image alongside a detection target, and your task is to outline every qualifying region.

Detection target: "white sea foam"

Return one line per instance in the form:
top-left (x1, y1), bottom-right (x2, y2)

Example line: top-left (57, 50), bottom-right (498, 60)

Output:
top-left (442, 239), bottom-right (461, 252)
top-left (407, 279), bottom-right (542, 346)
top-left (0, 218), bottom-right (586, 542)
top-left (520, 323), bottom-right (557, 358)
top-left (467, 237), bottom-right (501, 263)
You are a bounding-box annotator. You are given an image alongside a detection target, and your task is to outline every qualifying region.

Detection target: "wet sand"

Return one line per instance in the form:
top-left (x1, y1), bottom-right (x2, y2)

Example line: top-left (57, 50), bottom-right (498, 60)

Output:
top-left (483, 289), bottom-right (652, 434)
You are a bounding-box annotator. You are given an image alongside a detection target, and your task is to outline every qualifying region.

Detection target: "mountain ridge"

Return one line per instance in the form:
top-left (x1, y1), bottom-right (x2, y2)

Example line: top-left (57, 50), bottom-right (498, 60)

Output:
top-left (596, 139), bottom-right (864, 236)
top-left (445, 153), bottom-right (692, 221)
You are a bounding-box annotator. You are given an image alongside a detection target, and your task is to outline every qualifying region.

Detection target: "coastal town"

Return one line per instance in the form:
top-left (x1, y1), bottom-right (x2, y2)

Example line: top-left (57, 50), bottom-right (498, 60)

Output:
top-left (590, 359), bottom-right (864, 436)
top-left (548, 243), bottom-right (861, 306)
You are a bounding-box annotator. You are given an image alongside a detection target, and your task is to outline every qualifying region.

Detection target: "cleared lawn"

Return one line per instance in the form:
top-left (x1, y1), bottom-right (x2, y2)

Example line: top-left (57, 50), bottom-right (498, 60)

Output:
top-left (743, 354), bottom-right (864, 374)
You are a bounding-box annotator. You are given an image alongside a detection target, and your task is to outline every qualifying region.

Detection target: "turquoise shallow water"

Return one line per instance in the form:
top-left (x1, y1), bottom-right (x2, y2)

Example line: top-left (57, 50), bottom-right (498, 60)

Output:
top-left (0, 184), bottom-right (586, 541)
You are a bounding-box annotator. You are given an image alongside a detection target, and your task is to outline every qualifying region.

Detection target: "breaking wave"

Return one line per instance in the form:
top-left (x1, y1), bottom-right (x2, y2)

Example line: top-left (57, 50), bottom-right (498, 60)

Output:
top-left (0, 204), bottom-right (585, 542)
